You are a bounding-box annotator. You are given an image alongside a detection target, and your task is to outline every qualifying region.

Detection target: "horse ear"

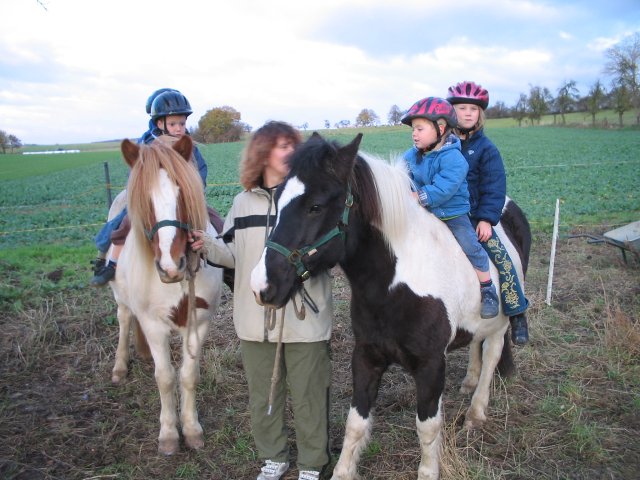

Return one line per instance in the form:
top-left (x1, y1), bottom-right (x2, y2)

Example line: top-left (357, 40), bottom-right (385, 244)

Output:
top-left (173, 135), bottom-right (193, 162)
top-left (334, 133), bottom-right (363, 180)
top-left (310, 131), bottom-right (322, 140)
top-left (121, 139), bottom-right (140, 168)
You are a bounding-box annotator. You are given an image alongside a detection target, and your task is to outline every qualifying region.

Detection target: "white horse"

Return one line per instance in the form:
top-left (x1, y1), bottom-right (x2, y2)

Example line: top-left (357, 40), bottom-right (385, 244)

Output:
top-left (107, 136), bottom-right (222, 455)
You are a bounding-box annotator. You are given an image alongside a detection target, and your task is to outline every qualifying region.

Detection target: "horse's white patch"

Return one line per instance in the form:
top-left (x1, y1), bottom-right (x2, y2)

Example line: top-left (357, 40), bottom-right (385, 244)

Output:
top-left (153, 170), bottom-right (180, 271)
top-left (250, 249), bottom-right (269, 293)
top-left (276, 176), bottom-right (305, 226)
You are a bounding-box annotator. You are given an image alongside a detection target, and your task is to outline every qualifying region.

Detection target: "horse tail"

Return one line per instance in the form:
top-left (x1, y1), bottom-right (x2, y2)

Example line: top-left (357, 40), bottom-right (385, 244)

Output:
top-left (133, 318), bottom-right (153, 361)
top-left (500, 198), bottom-right (532, 276)
top-left (497, 332), bottom-right (516, 378)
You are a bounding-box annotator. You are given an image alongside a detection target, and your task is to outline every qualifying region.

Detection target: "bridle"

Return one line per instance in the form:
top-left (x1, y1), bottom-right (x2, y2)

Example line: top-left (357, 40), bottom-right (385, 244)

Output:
top-left (144, 219), bottom-right (191, 241)
top-left (265, 185), bottom-right (353, 282)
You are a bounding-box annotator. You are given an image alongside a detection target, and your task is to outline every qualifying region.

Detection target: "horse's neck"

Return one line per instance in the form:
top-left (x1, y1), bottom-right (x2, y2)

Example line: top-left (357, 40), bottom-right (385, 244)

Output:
top-left (341, 222), bottom-right (397, 289)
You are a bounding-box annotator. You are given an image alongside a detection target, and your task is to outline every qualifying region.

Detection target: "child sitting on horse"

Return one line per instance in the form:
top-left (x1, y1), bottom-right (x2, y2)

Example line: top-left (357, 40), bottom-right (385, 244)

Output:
top-left (91, 88), bottom-right (218, 286)
top-left (447, 80), bottom-right (530, 343)
top-left (402, 96), bottom-right (499, 319)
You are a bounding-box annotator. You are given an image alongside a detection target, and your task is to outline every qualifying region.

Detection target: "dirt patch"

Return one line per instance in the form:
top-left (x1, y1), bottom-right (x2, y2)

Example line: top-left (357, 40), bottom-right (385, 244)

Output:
top-left (0, 231), bottom-right (638, 479)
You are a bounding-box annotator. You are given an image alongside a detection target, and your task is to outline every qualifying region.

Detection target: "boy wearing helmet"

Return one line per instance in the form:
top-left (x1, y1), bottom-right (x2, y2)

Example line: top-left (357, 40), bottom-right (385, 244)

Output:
top-left (90, 88), bottom-right (213, 286)
top-left (447, 81), bottom-right (529, 344)
top-left (402, 96), bottom-right (499, 319)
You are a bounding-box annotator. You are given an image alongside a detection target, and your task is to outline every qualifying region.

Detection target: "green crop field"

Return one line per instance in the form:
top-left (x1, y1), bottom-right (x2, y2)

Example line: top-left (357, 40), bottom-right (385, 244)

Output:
top-left (1, 124), bottom-right (639, 479)
top-left (1, 125), bottom-right (639, 253)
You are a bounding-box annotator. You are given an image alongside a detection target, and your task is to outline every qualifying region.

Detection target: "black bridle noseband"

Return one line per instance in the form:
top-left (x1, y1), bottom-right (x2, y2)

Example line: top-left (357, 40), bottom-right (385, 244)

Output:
top-left (265, 186), bottom-right (353, 282)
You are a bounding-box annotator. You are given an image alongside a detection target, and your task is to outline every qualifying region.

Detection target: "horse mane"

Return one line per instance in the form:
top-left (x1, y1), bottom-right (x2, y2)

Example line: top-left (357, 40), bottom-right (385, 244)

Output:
top-left (127, 142), bottom-right (208, 238)
top-left (355, 152), bottom-right (415, 246)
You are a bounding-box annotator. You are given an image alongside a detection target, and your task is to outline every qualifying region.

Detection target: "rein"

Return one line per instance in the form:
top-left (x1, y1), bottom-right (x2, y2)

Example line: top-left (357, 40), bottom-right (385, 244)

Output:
top-left (265, 185), bottom-right (353, 281)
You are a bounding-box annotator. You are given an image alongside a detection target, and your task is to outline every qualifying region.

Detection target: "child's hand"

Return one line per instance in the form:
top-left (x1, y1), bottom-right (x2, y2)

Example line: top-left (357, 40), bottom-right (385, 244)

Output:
top-left (189, 230), bottom-right (205, 252)
top-left (476, 221), bottom-right (492, 242)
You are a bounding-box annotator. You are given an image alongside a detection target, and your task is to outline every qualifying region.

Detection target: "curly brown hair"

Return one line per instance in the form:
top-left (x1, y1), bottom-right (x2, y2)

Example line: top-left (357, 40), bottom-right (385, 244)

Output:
top-left (239, 121), bottom-right (301, 190)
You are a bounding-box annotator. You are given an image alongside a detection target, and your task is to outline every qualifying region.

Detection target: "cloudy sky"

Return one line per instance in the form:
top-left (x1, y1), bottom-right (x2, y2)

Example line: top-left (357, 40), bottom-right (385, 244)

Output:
top-left (1, 0), bottom-right (639, 145)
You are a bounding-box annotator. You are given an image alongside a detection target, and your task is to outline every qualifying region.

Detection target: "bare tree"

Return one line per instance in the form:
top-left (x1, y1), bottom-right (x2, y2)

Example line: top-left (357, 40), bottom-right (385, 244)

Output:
top-left (555, 80), bottom-right (580, 125)
top-left (603, 32), bottom-right (640, 124)
top-left (387, 105), bottom-right (403, 125)
top-left (586, 80), bottom-right (607, 127)
top-left (527, 85), bottom-right (553, 125)
top-left (512, 94), bottom-right (528, 127)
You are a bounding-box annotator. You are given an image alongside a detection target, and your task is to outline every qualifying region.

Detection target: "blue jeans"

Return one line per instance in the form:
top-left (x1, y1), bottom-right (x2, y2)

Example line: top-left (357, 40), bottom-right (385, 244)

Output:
top-left (444, 214), bottom-right (490, 272)
top-left (95, 207), bottom-right (127, 254)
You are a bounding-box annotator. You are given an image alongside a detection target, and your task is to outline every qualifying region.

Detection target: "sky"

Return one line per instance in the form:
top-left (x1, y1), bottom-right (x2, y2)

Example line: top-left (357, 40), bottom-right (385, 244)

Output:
top-left (1, 0), bottom-right (639, 145)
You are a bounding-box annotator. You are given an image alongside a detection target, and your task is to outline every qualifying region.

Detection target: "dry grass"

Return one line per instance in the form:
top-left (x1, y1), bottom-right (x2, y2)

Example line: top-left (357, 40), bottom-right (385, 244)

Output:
top-left (1, 230), bottom-right (638, 479)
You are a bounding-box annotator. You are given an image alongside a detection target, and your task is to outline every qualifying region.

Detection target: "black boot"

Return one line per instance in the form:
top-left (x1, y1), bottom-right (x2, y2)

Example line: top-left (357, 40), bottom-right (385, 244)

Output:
top-left (510, 314), bottom-right (529, 345)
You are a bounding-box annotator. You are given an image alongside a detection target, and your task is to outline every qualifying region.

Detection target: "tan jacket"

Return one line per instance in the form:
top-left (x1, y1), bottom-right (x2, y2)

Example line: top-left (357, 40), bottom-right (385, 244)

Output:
top-left (203, 186), bottom-right (333, 343)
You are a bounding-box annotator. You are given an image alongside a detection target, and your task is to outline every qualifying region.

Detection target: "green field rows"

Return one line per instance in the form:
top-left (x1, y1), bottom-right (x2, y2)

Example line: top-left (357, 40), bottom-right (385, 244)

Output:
top-left (1, 126), bottom-right (638, 252)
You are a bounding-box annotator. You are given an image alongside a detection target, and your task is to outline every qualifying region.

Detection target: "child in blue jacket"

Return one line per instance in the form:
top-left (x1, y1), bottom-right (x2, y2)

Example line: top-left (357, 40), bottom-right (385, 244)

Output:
top-left (90, 89), bottom-right (210, 286)
top-left (447, 81), bottom-right (529, 344)
top-left (402, 96), bottom-right (499, 319)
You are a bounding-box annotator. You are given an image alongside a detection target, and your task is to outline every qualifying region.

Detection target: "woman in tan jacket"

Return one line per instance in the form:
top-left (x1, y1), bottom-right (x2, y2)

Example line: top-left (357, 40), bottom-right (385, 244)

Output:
top-left (191, 121), bottom-right (333, 480)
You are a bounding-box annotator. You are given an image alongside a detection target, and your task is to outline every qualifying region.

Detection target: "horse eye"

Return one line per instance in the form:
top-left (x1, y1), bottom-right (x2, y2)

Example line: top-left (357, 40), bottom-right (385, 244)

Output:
top-left (309, 204), bottom-right (321, 214)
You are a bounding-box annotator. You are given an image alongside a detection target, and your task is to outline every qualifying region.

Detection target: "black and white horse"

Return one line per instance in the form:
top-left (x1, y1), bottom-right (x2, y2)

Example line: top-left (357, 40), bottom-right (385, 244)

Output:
top-left (250, 133), bottom-right (530, 479)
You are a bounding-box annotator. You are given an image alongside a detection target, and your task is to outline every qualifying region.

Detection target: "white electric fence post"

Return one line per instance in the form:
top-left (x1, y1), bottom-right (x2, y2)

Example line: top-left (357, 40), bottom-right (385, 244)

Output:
top-left (546, 198), bottom-right (560, 306)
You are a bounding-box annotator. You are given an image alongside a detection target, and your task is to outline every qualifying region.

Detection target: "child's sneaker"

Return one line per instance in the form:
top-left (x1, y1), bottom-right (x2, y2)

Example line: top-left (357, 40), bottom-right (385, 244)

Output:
top-left (91, 262), bottom-right (116, 287)
top-left (298, 470), bottom-right (320, 480)
top-left (257, 460), bottom-right (289, 480)
top-left (480, 284), bottom-right (499, 319)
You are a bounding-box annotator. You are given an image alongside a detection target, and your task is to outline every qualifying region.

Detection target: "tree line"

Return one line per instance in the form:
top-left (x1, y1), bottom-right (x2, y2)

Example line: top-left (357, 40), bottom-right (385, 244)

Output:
top-left (195, 33), bottom-right (638, 140)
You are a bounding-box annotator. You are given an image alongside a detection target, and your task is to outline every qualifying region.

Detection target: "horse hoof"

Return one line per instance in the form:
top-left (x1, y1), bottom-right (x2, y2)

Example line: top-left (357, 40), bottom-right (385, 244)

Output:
top-left (463, 412), bottom-right (486, 430)
top-left (158, 438), bottom-right (179, 456)
top-left (184, 433), bottom-right (204, 450)
top-left (111, 369), bottom-right (127, 384)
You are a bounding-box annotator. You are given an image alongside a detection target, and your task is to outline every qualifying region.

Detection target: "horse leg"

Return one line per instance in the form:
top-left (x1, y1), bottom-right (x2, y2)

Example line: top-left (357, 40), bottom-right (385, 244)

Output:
top-left (460, 339), bottom-right (482, 394)
top-left (179, 314), bottom-right (210, 450)
top-left (464, 329), bottom-right (506, 429)
top-left (414, 356), bottom-right (446, 480)
top-left (112, 303), bottom-right (132, 384)
top-left (141, 319), bottom-right (179, 455)
top-left (332, 345), bottom-right (386, 480)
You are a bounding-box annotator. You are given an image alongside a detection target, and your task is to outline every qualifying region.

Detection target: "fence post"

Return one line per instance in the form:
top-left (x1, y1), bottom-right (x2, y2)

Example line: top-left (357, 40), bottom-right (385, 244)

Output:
top-left (545, 198), bottom-right (560, 306)
top-left (103, 161), bottom-right (113, 209)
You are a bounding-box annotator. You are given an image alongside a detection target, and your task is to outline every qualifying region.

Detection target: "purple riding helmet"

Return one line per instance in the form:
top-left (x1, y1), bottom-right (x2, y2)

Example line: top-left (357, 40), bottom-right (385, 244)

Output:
top-left (447, 81), bottom-right (490, 110)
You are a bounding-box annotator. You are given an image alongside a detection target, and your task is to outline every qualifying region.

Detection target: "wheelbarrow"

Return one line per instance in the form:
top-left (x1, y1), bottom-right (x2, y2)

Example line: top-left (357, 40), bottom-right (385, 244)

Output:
top-left (569, 220), bottom-right (640, 264)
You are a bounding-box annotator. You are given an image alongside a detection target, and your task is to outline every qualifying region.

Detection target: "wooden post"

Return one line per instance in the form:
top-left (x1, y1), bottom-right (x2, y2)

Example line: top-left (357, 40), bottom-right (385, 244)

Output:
top-left (103, 161), bottom-right (113, 209)
top-left (545, 198), bottom-right (560, 306)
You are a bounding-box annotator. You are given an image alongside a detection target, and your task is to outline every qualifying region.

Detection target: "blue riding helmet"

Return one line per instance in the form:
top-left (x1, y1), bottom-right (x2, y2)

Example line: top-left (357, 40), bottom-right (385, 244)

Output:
top-left (145, 88), bottom-right (179, 114)
top-left (150, 90), bottom-right (193, 122)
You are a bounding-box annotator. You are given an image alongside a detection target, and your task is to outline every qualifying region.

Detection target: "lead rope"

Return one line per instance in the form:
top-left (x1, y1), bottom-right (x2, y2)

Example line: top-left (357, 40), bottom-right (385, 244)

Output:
top-left (266, 289), bottom-right (309, 415)
top-left (185, 247), bottom-right (203, 360)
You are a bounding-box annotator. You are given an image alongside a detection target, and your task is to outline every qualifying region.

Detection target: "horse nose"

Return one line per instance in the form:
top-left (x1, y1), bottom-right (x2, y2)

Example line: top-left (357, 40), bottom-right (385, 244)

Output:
top-left (155, 255), bottom-right (186, 283)
top-left (253, 282), bottom-right (278, 308)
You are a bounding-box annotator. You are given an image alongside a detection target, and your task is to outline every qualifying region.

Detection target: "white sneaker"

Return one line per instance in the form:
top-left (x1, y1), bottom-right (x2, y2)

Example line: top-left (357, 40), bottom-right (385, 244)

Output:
top-left (298, 470), bottom-right (320, 480)
top-left (257, 460), bottom-right (290, 480)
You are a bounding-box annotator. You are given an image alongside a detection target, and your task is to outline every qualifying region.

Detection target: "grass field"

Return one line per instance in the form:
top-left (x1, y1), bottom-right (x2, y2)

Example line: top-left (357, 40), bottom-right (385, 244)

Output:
top-left (0, 124), bottom-right (639, 479)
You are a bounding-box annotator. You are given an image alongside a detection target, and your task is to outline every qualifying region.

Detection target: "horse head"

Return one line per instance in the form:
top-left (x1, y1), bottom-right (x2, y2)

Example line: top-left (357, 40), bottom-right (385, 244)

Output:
top-left (122, 135), bottom-right (207, 283)
top-left (251, 132), bottom-right (362, 308)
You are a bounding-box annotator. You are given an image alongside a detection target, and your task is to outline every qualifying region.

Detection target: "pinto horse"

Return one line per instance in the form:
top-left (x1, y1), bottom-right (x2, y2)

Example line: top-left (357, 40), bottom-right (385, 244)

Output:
top-left (107, 136), bottom-right (223, 455)
top-left (250, 133), bottom-right (530, 479)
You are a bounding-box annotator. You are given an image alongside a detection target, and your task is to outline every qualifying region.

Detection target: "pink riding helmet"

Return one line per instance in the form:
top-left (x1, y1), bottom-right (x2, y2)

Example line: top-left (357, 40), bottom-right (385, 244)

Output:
top-left (447, 81), bottom-right (489, 110)
top-left (400, 97), bottom-right (458, 128)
